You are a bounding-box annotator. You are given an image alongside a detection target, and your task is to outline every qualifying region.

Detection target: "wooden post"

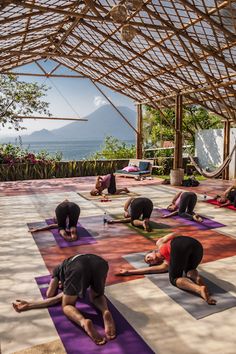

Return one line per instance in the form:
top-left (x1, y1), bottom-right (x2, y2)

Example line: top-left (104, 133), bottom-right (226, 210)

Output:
top-left (223, 120), bottom-right (230, 180)
top-left (173, 94), bottom-right (183, 169)
top-left (136, 104), bottom-right (143, 159)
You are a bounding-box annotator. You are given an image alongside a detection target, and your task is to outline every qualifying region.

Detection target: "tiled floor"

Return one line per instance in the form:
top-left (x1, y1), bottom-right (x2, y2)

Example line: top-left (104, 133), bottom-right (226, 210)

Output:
top-left (1, 176), bottom-right (236, 354)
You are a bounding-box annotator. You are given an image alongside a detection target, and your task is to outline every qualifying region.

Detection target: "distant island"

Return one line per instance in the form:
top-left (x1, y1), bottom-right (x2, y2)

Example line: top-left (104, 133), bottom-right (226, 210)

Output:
top-left (1, 105), bottom-right (136, 143)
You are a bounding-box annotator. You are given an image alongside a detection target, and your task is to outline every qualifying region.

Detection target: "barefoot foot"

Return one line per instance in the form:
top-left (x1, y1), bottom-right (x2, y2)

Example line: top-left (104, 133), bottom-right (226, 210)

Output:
top-left (143, 220), bottom-right (151, 232)
top-left (103, 310), bottom-right (116, 340)
top-left (81, 319), bottom-right (106, 345)
top-left (200, 286), bottom-right (217, 305)
top-left (193, 215), bottom-right (203, 223)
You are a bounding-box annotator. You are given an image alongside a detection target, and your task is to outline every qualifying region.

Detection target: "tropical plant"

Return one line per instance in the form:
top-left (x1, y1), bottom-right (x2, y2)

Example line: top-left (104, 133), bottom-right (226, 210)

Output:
top-left (143, 105), bottom-right (222, 147)
top-left (90, 136), bottom-right (135, 159)
top-left (0, 74), bottom-right (51, 131)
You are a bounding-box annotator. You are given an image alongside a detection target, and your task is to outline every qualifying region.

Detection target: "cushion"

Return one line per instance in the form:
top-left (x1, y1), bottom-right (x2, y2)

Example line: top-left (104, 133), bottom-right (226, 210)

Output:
top-left (122, 166), bottom-right (140, 172)
top-left (139, 161), bottom-right (150, 171)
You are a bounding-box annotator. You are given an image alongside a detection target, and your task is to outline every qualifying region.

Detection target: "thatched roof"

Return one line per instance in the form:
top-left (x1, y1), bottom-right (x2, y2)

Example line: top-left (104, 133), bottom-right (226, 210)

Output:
top-left (0, 0), bottom-right (236, 119)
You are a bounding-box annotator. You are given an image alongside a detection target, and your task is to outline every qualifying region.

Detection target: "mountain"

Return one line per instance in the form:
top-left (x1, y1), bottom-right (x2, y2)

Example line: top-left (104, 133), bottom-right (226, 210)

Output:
top-left (1, 105), bottom-right (136, 142)
top-left (52, 105), bottom-right (136, 141)
top-left (22, 129), bottom-right (56, 142)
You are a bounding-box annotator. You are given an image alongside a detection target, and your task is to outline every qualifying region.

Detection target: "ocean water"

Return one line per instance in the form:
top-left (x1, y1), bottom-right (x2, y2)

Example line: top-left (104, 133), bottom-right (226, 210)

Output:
top-left (19, 140), bottom-right (135, 161)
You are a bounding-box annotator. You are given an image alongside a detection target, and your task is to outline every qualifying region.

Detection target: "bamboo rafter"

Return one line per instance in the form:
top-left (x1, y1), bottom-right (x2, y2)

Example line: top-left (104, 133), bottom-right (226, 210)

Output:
top-left (0, 0), bottom-right (235, 121)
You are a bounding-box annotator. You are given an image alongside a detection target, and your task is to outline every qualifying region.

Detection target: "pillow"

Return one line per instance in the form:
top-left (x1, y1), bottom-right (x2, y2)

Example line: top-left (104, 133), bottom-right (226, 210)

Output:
top-left (122, 166), bottom-right (140, 172)
top-left (139, 161), bottom-right (150, 171)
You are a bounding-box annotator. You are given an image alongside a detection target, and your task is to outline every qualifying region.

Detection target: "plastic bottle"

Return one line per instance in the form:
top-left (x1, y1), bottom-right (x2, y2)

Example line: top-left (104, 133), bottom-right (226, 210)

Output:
top-left (103, 212), bottom-right (107, 225)
top-left (203, 192), bottom-right (207, 200)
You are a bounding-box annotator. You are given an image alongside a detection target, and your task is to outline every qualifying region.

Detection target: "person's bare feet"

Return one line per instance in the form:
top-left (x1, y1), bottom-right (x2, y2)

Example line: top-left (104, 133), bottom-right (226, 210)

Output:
top-left (143, 220), bottom-right (152, 232)
top-left (200, 285), bottom-right (217, 305)
top-left (59, 230), bottom-right (72, 241)
top-left (193, 214), bottom-right (203, 223)
top-left (81, 319), bottom-right (106, 345)
top-left (70, 227), bottom-right (78, 241)
top-left (103, 310), bottom-right (116, 340)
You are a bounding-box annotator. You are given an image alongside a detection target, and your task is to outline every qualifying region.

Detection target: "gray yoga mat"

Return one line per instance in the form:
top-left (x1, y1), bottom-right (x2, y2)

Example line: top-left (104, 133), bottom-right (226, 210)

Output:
top-left (124, 252), bottom-right (236, 319)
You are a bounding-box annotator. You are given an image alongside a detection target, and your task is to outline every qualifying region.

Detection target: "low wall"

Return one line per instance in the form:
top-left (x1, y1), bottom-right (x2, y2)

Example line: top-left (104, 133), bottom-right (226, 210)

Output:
top-left (0, 159), bottom-right (129, 181)
top-left (0, 157), bottom-right (195, 181)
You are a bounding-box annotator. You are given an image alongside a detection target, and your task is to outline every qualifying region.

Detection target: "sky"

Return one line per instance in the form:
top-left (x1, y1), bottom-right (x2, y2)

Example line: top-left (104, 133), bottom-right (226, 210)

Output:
top-left (1, 60), bottom-right (135, 136)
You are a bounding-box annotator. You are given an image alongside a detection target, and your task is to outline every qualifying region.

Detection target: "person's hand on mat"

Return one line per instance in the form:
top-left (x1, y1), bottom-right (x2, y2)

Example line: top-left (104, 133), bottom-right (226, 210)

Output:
top-left (12, 300), bottom-right (30, 312)
top-left (161, 214), bottom-right (169, 218)
top-left (115, 269), bottom-right (130, 276)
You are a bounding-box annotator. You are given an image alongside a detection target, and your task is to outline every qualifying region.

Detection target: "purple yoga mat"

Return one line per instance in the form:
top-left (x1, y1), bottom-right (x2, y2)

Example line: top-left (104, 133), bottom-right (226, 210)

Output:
top-left (35, 275), bottom-right (155, 354)
top-left (157, 209), bottom-right (225, 230)
top-left (45, 219), bottom-right (96, 248)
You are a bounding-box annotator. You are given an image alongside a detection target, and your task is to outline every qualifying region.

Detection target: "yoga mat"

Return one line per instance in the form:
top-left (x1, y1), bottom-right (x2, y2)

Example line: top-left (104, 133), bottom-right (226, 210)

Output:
top-left (77, 191), bottom-right (138, 201)
top-left (35, 275), bottom-right (155, 354)
top-left (124, 252), bottom-right (236, 319)
top-left (205, 199), bottom-right (236, 210)
top-left (45, 219), bottom-right (96, 248)
top-left (156, 208), bottom-right (225, 230)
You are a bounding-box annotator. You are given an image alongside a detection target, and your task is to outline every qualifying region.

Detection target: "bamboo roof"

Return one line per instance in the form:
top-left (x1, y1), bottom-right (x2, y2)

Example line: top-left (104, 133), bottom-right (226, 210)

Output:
top-left (0, 0), bottom-right (236, 120)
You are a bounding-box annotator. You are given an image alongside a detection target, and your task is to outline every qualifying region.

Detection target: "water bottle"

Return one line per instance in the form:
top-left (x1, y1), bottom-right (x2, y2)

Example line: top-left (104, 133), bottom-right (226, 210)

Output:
top-left (103, 212), bottom-right (107, 225)
top-left (203, 193), bottom-right (207, 200)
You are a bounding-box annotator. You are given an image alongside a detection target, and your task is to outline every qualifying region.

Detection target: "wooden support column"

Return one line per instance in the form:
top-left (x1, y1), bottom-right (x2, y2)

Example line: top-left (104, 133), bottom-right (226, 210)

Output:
top-left (136, 104), bottom-right (143, 159)
top-left (223, 120), bottom-right (230, 180)
top-left (173, 94), bottom-right (183, 169)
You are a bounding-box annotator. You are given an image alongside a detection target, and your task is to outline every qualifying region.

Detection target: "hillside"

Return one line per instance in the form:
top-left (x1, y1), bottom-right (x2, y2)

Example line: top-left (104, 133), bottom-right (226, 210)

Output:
top-left (1, 105), bottom-right (136, 142)
top-left (52, 105), bottom-right (136, 141)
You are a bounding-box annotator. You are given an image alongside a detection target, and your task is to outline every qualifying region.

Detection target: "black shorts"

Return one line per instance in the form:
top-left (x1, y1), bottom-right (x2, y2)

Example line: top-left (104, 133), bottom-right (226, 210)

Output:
top-left (55, 201), bottom-right (80, 230)
top-left (169, 236), bottom-right (203, 286)
top-left (63, 254), bottom-right (109, 298)
top-left (130, 197), bottom-right (153, 221)
top-left (107, 173), bottom-right (117, 194)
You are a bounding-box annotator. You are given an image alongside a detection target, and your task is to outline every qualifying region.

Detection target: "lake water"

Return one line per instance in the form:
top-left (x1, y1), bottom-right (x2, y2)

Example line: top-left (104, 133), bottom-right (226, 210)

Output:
top-left (19, 140), bottom-right (135, 161)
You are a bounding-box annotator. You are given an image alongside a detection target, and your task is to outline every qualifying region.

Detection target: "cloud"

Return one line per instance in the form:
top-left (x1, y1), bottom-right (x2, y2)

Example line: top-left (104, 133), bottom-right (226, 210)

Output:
top-left (94, 96), bottom-right (107, 107)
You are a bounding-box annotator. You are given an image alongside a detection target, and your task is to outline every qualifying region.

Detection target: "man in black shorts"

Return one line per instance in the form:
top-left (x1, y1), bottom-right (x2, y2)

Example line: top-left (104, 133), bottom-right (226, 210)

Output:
top-left (108, 197), bottom-right (153, 232)
top-left (28, 199), bottom-right (80, 241)
top-left (13, 254), bottom-right (116, 345)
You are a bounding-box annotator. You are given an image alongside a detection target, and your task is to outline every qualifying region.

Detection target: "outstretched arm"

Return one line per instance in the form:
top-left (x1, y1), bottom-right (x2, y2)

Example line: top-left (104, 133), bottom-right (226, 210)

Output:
top-left (223, 185), bottom-right (234, 197)
top-left (171, 192), bottom-right (182, 204)
top-left (28, 223), bottom-right (58, 233)
top-left (162, 210), bottom-right (178, 218)
top-left (107, 218), bottom-right (131, 224)
top-left (46, 277), bottom-right (59, 298)
top-left (124, 198), bottom-right (134, 213)
top-left (116, 262), bottom-right (168, 276)
top-left (156, 232), bottom-right (179, 248)
top-left (12, 293), bottom-right (63, 312)
top-left (95, 176), bottom-right (103, 189)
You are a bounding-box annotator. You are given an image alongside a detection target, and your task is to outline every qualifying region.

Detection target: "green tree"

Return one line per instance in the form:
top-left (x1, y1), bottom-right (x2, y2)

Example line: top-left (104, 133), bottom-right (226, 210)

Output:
top-left (0, 74), bottom-right (51, 131)
top-left (143, 105), bottom-right (222, 147)
top-left (90, 136), bottom-right (135, 159)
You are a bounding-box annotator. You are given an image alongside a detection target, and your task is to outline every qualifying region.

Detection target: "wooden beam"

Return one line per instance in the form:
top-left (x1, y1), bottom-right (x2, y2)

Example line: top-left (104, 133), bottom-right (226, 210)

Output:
top-left (223, 120), bottom-right (231, 180)
top-left (174, 94), bottom-right (183, 169)
top-left (136, 104), bottom-right (143, 159)
top-left (15, 116), bottom-right (88, 121)
top-left (91, 80), bottom-right (138, 134)
top-left (0, 72), bottom-right (85, 78)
